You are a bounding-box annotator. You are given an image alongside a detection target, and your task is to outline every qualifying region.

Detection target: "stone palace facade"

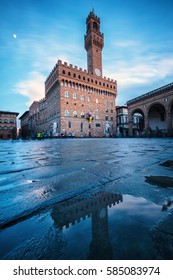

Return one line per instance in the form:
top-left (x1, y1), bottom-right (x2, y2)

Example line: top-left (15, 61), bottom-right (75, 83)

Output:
top-left (22, 11), bottom-right (117, 138)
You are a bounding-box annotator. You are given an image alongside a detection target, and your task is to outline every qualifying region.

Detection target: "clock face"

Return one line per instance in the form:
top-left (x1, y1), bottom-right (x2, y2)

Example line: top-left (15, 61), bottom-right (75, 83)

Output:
top-left (95, 68), bottom-right (101, 76)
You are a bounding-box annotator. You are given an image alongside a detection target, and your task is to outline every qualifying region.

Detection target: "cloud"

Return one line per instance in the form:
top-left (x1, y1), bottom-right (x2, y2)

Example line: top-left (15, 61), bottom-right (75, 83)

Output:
top-left (104, 37), bottom-right (173, 88)
top-left (11, 33), bottom-right (85, 107)
top-left (13, 71), bottom-right (45, 106)
top-left (103, 38), bottom-right (173, 105)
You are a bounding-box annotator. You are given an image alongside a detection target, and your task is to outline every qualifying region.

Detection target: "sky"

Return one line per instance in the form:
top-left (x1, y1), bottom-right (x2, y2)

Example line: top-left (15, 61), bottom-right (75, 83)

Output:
top-left (0, 0), bottom-right (173, 118)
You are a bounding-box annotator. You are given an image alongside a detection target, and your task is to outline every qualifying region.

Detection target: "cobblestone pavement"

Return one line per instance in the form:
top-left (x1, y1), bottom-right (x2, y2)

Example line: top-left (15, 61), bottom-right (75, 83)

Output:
top-left (0, 138), bottom-right (173, 259)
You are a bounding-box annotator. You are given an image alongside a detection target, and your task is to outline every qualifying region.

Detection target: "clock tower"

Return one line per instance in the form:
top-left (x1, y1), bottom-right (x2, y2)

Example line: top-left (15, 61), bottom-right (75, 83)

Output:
top-left (84, 11), bottom-right (104, 77)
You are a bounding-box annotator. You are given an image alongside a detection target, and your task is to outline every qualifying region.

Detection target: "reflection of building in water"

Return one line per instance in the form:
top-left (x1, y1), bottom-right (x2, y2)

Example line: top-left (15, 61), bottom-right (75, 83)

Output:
top-left (51, 191), bottom-right (123, 259)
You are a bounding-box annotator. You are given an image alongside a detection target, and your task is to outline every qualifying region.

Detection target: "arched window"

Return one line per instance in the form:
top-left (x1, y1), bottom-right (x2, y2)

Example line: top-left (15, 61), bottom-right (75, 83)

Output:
top-left (65, 91), bottom-right (69, 98)
top-left (62, 70), bottom-right (65, 74)
top-left (73, 111), bottom-right (78, 117)
top-left (96, 98), bottom-right (98, 104)
top-left (65, 110), bottom-right (70, 117)
top-left (81, 112), bottom-right (85, 118)
top-left (73, 93), bottom-right (77, 99)
top-left (93, 21), bottom-right (98, 31)
top-left (81, 95), bottom-right (85, 101)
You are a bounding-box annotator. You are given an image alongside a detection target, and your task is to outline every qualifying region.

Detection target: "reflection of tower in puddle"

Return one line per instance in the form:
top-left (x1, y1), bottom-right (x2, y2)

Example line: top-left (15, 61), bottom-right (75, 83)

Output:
top-left (51, 191), bottom-right (123, 259)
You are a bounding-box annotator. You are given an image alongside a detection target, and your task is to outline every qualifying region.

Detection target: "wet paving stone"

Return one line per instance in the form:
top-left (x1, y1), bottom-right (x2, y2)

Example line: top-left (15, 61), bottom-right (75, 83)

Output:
top-left (1, 138), bottom-right (173, 259)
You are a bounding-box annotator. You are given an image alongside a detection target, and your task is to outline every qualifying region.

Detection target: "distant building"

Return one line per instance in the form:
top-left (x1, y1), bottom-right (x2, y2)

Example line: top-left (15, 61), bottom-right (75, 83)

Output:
top-left (19, 111), bottom-right (29, 139)
top-left (0, 111), bottom-right (19, 140)
top-left (22, 11), bottom-right (117, 138)
top-left (127, 82), bottom-right (173, 136)
top-left (116, 106), bottom-right (129, 136)
top-left (29, 101), bottom-right (40, 138)
top-left (116, 106), bottom-right (143, 137)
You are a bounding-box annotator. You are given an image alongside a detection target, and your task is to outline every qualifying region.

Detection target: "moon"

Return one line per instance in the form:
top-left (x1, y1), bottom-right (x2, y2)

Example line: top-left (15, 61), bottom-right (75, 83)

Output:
top-left (13, 34), bottom-right (17, 39)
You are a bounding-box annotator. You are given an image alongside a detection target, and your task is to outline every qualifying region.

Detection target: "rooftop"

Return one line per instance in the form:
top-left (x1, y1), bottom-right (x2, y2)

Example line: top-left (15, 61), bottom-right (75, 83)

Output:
top-left (127, 82), bottom-right (173, 105)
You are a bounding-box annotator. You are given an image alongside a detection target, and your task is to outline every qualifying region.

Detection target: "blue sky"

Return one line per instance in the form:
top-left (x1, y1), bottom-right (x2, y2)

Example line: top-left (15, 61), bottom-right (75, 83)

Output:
top-left (0, 0), bottom-right (173, 117)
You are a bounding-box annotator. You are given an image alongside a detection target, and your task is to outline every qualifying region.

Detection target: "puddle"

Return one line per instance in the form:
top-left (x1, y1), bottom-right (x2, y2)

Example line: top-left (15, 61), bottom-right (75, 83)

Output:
top-left (0, 191), bottom-right (167, 260)
top-left (145, 176), bottom-right (173, 188)
top-left (151, 212), bottom-right (173, 259)
top-left (160, 160), bottom-right (173, 168)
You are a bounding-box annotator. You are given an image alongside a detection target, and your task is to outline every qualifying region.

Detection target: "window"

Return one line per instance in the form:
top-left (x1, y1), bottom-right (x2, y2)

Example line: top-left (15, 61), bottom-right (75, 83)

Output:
top-left (110, 117), bottom-right (113, 121)
top-left (80, 123), bottom-right (83, 132)
top-left (4, 126), bottom-right (8, 130)
top-left (65, 110), bottom-right (70, 117)
top-left (105, 115), bottom-right (109, 120)
top-left (105, 109), bottom-right (108, 113)
top-left (105, 100), bottom-right (108, 106)
top-left (81, 112), bottom-right (85, 118)
top-left (10, 126), bottom-right (14, 130)
top-left (110, 109), bottom-right (113, 113)
top-left (73, 111), bottom-right (78, 117)
top-left (88, 96), bottom-right (90, 102)
top-left (73, 93), bottom-right (77, 99)
top-left (81, 95), bottom-right (85, 101)
top-left (0, 119), bottom-right (2, 123)
top-left (68, 121), bottom-right (71, 128)
top-left (110, 102), bottom-right (113, 107)
top-left (4, 119), bottom-right (8, 123)
top-left (96, 98), bottom-right (98, 104)
top-left (65, 91), bottom-right (69, 98)
top-left (95, 123), bottom-right (100, 127)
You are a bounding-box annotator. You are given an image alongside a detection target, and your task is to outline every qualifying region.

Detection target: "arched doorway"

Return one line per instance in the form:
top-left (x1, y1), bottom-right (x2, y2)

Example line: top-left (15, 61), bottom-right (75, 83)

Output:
top-left (148, 103), bottom-right (166, 136)
top-left (131, 109), bottom-right (144, 136)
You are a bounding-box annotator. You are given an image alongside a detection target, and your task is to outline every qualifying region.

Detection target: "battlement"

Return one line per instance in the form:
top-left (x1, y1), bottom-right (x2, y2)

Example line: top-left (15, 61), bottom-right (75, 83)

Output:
top-left (45, 59), bottom-right (117, 94)
top-left (58, 60), bottom-right (116, 83)
top-left (57, 59), bottom-right (88, 73)
top-left (86, 11), bottom-right (100, 23)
